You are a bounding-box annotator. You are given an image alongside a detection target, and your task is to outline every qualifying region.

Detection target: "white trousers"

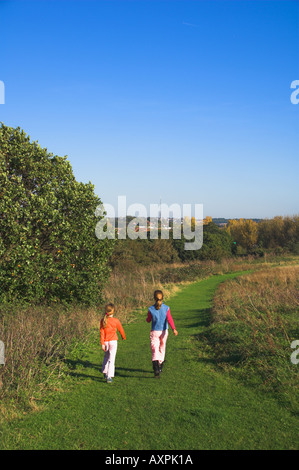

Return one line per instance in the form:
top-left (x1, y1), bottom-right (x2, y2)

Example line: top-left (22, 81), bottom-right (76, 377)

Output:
top-left (101, 340), bottom-right (118, 378)
top-left (150, 329), bottom-right (169, 363)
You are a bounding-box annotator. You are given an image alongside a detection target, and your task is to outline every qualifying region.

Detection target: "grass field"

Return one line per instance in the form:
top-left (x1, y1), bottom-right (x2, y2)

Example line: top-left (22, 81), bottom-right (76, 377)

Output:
top-left (1, 270), bottom-right (298, 450)
top-left (206, 265), bottom-right (299, 414)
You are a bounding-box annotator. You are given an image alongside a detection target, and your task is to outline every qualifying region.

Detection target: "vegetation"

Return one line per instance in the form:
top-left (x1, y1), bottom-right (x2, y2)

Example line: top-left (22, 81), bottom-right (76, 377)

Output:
top-left (227, 215), bottom-right (299, 255)
top-left (227, 218), bottom-right (258, 252)
top-left (0, 124), bottom-right (114, 305)
top-left (0, 256), bottom-right (264, 414)
top-left (203, 265), bottom-right (299, 413)
top-left (109, 222), bottom-right (236, 267)
top-left (0, 304), bottom-right (99, 410)
top-left (103, 256), bottom-right (265, 320)
top-left (257, 216), bottom-right (299, 254)
top-left (1, 274), bottom-right (298, 450)
top-left (171, 222), bottom-right (232, 262)
top-left (109, 216), bottom-right (299, 270)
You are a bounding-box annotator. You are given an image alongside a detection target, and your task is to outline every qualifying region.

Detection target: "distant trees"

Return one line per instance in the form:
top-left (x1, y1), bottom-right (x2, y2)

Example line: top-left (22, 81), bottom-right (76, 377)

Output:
top-left (226, 216), bottom-right (299, 254)
top-left (0, 124), bottom-right (114, 304)
top-left (226, 219), bottom-right (258, 252)
top-left (109, 215), bottom-right (299, 270)
top-left (203, 216), bottom-right (212, 225)
top-left (257, 216), bottom-right (299, 253)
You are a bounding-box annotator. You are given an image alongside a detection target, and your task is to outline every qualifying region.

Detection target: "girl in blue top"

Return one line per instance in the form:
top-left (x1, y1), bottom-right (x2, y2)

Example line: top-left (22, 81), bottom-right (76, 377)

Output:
top-left (146, 289), bottom-right (178, 378)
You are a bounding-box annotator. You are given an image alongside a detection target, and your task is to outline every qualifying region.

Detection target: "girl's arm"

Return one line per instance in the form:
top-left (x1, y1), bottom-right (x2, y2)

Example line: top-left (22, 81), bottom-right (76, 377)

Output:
top-left (100, 319), bottom-right (107, 346)
top-left (117, 320), bottom-right (126, 340)
top-left (146, 310), bottom-right (152, 323)
top-left (167, 308), bottom-right (178, 335)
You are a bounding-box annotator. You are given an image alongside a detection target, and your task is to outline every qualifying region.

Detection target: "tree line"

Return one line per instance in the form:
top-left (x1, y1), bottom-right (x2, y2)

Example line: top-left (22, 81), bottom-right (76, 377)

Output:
top-left (110, 214), bottom-right (299, 268)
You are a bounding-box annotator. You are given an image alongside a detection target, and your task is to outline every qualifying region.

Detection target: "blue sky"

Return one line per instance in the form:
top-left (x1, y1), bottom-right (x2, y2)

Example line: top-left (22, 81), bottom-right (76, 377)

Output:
top-left (0, 0), bottom-right (298, 218)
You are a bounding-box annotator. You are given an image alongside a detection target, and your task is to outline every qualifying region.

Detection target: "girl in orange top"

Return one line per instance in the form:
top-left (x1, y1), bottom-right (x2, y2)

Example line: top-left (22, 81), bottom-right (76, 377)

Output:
top-left (100, 303), bottom-right (126, 383)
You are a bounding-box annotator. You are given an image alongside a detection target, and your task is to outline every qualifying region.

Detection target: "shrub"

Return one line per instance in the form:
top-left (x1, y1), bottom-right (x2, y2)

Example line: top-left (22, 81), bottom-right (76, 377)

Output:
top-left (0, 124), bottom-right (114, 305)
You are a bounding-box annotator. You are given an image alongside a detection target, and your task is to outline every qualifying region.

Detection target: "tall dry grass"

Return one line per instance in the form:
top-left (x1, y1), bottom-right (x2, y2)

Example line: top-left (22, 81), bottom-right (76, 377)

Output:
top-left (103, 256), bottom-right (265, 321)
top-left (207, 265), bottom-right (299, 411)
top-left (0, 305), bottom-right (99, 413)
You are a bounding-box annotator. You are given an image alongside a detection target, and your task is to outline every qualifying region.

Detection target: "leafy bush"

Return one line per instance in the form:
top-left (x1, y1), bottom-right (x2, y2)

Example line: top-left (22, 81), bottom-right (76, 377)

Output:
top-left (109, 238), bottom-right (180, 268)
top-left (0, 124), bottom-right (114, 304)
top-left (172, 223), bottom-right (233, 262)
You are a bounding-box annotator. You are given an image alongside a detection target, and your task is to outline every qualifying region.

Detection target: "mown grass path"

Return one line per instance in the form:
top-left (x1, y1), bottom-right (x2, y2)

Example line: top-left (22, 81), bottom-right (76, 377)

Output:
top-left (1, 272), bottom-right (298, 450)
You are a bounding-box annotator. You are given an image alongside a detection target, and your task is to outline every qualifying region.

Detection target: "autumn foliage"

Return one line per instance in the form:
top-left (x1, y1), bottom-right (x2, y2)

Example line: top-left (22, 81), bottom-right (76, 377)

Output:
top-left (227, 218), bottom-right (258, 251)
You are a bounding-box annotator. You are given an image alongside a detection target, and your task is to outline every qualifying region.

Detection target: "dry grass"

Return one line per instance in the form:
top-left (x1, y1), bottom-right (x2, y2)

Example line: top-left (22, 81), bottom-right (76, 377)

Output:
top-left (0, 305), bottom-right (99, 411)
top-left (207, 265), bottom-right (299, 411)
top-left (212, 266), bottom-right (299, 335)
top-left (102, 257), bottom-right (265, 322)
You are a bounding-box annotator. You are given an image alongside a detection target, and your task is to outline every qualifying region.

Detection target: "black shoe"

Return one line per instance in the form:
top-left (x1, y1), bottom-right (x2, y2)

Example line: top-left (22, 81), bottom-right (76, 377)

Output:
top-left (159, 361), bottom-right (164, 373)
top-left (152, 360), bottom-right (160, 378)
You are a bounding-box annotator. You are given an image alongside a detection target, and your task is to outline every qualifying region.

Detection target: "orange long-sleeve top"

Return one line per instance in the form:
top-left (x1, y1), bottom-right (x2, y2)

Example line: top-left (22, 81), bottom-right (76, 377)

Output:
top-left (100, 316), bottom-right (126, 345)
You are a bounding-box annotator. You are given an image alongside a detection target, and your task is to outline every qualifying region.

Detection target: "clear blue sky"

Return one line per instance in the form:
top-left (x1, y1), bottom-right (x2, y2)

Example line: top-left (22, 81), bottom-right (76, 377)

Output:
top-left (1, 0), bottom-right (298, 218)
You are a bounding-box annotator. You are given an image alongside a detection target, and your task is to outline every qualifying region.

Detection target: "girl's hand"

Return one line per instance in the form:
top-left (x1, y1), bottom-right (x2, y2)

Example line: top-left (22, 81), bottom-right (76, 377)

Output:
top-left (173, 329), bottom-right (178, 336)
top-left (102, 344), bottom-right (106, 352)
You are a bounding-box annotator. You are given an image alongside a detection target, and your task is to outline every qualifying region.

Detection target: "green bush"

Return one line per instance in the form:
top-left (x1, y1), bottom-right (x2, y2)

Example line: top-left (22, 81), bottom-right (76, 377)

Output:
top-left (0, 124), bottom-right (114, 305)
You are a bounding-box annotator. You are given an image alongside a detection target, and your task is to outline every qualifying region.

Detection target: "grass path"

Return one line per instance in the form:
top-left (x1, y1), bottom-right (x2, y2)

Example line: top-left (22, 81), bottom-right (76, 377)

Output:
top-left (1, 272), bottom-right (298, 450)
